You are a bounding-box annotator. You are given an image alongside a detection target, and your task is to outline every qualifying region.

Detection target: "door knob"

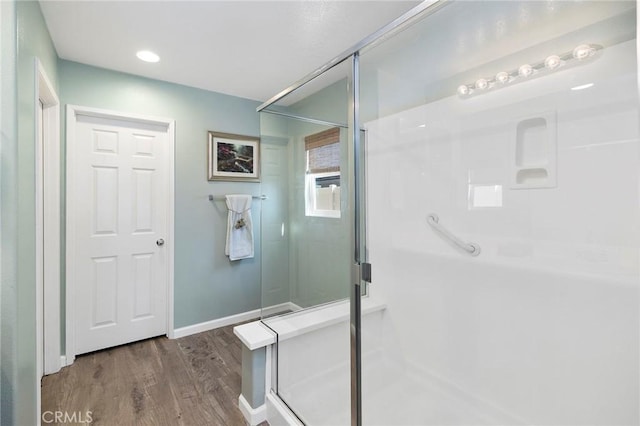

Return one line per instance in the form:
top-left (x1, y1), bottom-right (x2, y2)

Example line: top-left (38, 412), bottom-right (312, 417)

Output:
top-left (156, 238), bottom-right (165, 246)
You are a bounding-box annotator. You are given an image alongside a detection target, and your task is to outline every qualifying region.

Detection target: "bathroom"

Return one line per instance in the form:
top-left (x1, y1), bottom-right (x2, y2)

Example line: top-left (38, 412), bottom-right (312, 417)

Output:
top-left (241, 0), bottom-right (639, 424)
top-left (1, 0), bottom-right (638, 425)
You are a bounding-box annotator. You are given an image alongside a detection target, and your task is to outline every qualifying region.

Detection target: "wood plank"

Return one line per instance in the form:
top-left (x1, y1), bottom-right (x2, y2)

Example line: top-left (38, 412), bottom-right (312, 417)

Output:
top-left (42, 322), bottom-right (262, 425)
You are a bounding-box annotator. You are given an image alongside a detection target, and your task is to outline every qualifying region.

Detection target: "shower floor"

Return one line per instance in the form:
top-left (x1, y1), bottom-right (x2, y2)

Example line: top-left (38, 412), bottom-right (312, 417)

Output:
top-left (278, 349), bottom-right (512, 425)
top-left (361, 356), bottom-right (502, 426)
top-left (366, 351), bottom-right (507, 426)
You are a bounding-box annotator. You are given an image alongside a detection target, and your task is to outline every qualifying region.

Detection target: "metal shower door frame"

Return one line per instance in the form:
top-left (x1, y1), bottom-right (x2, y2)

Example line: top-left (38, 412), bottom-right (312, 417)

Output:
top-left (256, 2), bottom-right (448, 425)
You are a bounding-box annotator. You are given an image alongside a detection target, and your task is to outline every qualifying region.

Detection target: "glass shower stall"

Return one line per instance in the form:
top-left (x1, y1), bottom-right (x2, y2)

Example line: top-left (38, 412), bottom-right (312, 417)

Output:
top-left (258, 1), bottom-right (639, 424)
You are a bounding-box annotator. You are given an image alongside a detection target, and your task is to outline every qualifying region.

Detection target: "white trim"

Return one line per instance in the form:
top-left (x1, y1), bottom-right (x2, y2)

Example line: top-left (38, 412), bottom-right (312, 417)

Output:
top-left (238, 395), bottom-right (267, 426)
top-left (72, 106), bottom-right (175, 127)
top-left (234, 300), bottom-right (387, 350)
top-left (263, 297), bottom-right (386, 342)
top-left (173, 309), bottom-right (261, 339)
top-left (35, 68), bottom-right (43, 426)
top-left (265, 345), bottom-right (272, 400)
top-left (65, 105), bottom-right (175, 363)
top-left (0, 6), bottom-right (2, 413)
top-left (166, 120), bottom-right (176, 339)
top-left (233, 321), bottom-right (276, 351)
top-left (174, 301), bottom-right (302, 340)
top-left (36, 58), bottom-right (61, 426)
top-left (65, 105), bottom-right (77, 366)
top-left (38, 60), bottom-right (62, 376)
top-left (305, 172), bottom-right (341, 219)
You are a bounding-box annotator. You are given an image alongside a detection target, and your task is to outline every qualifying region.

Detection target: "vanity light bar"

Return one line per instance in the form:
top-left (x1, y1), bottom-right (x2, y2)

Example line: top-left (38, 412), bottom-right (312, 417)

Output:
top-left (457, 44), bottom-right (602, 98)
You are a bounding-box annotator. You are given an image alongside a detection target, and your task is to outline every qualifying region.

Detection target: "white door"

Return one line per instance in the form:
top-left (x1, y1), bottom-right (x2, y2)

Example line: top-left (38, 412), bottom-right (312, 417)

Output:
top-left (68, 108), bottom-right (173, 355)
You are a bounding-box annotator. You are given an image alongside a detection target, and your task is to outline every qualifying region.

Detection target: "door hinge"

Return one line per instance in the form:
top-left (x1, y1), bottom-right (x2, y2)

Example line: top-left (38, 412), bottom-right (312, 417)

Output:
top-left (352, 262), bottom-right (372, 284)
top-left (361, 262), bottom-right (372, 283)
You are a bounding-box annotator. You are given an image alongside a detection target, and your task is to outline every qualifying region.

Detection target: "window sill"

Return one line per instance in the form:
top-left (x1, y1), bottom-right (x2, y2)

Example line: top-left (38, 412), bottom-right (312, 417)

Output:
top-left (305, 209), bottom-right (341, 219)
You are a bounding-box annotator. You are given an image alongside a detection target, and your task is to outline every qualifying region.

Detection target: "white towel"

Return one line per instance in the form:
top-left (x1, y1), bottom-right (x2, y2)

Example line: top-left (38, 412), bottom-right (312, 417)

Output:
top-left (225, 194), bottom-right (254, 261)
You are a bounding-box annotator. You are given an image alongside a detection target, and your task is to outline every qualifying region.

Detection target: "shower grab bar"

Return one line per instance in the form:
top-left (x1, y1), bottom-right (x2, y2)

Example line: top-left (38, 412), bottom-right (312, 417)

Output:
top-left (426, 213), bottom-right (480, 256)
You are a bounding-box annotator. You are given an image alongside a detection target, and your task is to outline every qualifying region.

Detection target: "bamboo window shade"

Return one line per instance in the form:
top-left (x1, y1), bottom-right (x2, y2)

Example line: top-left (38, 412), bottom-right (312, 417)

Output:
top-left (305, 127), bottom-right (340, 174)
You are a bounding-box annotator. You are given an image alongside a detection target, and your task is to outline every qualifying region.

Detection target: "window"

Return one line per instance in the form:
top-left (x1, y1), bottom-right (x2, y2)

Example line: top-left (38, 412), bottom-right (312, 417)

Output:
top-left (305, 127), bottom-right (341, 218)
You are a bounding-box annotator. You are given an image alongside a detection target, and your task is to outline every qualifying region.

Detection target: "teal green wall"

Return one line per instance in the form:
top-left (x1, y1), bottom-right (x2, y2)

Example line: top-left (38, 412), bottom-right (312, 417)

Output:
top-left (260, 79), bottom-right (351, 309)
top-left (59, 61), bottom-right (263, 329)
top-left (0, 1), bottom-right (60, 424)
top-left (3, 2), bottom-right (265, 422)
top-left (1, 1), bottom-right (18, 423)
top-left (288, 78), bottom-right (349, 125)
top-left (290, 80), bottom-right (351, 307)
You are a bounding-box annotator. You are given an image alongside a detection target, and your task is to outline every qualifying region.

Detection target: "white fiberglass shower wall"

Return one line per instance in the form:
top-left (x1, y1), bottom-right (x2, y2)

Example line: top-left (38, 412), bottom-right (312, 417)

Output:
top-left (361, 1), bottom-right (638, 424)
top-left (257, 1), bottom-right (639, 424)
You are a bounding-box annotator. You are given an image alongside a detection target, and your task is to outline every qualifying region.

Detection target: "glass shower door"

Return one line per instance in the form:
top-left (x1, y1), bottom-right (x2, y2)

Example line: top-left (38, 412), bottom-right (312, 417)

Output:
top-left (359, 1), bottom-right (639, 425)
top-left (259, 58), bottom-right (357, 424)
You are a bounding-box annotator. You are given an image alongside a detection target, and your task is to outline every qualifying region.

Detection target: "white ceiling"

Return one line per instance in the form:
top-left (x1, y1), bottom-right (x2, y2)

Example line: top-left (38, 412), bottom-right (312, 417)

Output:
top-left (39, 0), bottom-right (421, 103)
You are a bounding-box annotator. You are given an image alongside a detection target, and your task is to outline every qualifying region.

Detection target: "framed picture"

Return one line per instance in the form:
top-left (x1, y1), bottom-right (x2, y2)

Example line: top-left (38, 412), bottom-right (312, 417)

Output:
top-left (208, 131), bottom-right (260, 182)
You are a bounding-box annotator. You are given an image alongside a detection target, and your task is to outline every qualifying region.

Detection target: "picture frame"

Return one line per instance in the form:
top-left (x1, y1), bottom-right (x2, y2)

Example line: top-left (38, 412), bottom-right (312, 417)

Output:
top-left (207, 131), bottom-right (260, 182)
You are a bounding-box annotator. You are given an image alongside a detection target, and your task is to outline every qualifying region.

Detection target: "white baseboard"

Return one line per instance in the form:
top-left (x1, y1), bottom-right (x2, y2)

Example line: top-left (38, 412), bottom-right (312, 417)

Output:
top-left (61, 354), bottom-right (74, 367)
top-left (289, 302), bottom-right (303, 311)
top-left (261, 301), bottom-right (301, 318)
top-left (239, 394), bottom-right (267, 426)
top-left (172, 309), bottom-right (261, 339)
top-left (173, 302), bottom-right (304, 340)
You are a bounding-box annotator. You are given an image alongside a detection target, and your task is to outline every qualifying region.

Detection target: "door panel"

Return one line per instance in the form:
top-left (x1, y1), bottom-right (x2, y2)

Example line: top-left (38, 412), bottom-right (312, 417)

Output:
top-left (72, 113), bottom-right (169, 355)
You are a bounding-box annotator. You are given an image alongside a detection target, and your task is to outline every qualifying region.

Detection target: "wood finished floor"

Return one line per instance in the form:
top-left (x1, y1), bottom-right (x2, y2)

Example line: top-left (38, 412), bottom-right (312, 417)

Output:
top-left (42, 322), bottom-right (266, 426)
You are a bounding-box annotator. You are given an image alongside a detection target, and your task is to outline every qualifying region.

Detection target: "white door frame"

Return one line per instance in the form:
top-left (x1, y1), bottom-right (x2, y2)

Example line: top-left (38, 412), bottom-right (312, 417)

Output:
top-left (35, 58), bottom-right (61, 426)
top-left (65, 105), bottom-right (175, 365)
top-left (35, 58), bottom-right (61, 376)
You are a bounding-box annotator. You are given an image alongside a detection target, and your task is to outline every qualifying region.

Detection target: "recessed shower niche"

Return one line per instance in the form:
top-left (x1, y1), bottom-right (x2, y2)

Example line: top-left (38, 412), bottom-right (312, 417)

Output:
top-left (510, 112), bottom-right (557, 189)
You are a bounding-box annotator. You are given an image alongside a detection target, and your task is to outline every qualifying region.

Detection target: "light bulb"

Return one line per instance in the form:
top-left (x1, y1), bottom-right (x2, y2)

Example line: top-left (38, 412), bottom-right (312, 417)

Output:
top-left (495, 71), bottom-right (510, 84)
top-left (518, 64), bottom-right (533, 78)
top-left (136, 50), bottom-right (160, 63)
top-left (475, 78), bottom-right (489, 90)
top-left (457, 85), bottom-right (470, 96)
top-left (573, 44), bottom-right (593, 60)
top-left (571, 83), bottom-right (594, 91)
top-left (544, 55), bottom-right (561, 70)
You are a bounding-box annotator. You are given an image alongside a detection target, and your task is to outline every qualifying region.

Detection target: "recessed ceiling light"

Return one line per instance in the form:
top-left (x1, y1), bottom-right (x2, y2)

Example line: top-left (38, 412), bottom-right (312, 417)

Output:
top-left (571, 83), bottom-right (594, 91)
top-left (136, 50), bottom-right (160, 63)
